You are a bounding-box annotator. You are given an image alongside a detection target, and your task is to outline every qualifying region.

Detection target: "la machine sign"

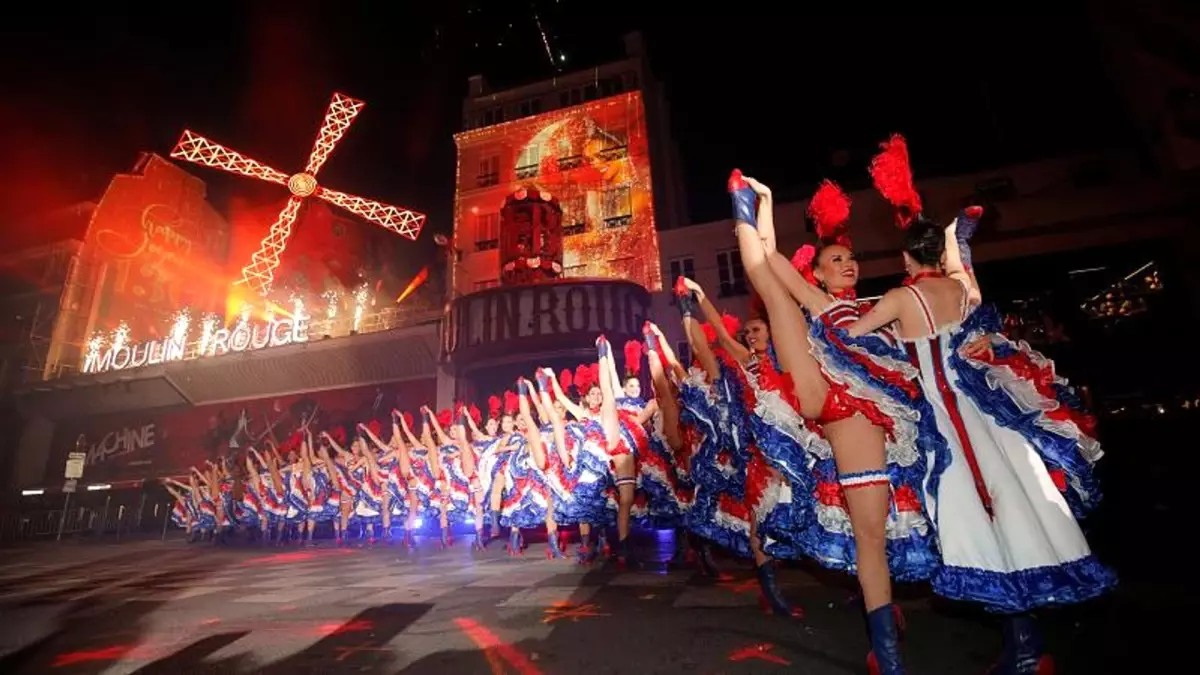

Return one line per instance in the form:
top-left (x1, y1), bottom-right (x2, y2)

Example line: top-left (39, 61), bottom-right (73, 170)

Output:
top-left (446, 279), bottom-right (651, 365)
top-left (83, 317), bottom-right (310, 375)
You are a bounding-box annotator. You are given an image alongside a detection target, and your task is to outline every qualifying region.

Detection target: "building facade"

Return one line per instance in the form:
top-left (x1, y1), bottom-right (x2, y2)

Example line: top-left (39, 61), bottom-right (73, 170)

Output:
top-left (451, 32), bottom-right (687, 298)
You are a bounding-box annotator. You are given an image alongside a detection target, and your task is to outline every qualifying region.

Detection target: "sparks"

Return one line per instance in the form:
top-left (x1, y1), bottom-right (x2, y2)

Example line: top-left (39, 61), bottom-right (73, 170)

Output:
top-left (290, 294), bottom-right (306, 321)
top-left (199, 314), bottom-right (220, 356)
top-left (170, 308), bottom-right (191, 344)
top-left (110, 322), bottom-right (130, 353)
top-left (352, 283), bottom-right (369, 332)
top-left (84, 332), bottom-right (105, 366)
top-left (322, 289), bottom-right (340, 320)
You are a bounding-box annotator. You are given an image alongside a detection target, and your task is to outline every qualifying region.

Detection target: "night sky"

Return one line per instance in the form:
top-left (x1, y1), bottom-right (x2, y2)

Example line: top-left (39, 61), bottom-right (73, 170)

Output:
top-left (0, 2), bottom-right (1132, 264)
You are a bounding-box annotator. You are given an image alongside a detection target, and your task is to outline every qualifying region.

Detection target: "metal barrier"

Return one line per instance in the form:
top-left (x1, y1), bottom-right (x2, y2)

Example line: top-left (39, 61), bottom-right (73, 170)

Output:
top-left (0, 487), bottom-right (181, 545)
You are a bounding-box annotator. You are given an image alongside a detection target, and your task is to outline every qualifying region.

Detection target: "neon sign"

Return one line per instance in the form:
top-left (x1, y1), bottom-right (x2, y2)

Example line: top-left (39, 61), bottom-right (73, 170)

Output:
top-left (82, 315), bottom-right (310, 375)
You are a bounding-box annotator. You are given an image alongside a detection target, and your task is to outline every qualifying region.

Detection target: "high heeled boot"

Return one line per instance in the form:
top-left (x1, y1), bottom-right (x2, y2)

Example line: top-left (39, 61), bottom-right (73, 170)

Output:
top-left (672, 278), bottom-right (700, 318)
top-left (866, 603), bottom-right (905, 675)
top-left (728, 169), bottom-right (758, 227)
top-left (507, 528), bottom-right (523, 556)
top-left (617, 536), bottom-right (639, 569)
top-left (755, 562), bottom-right (801, 618)
top-left (691, 534), bottom-right (721, 578)
top-left (955, 205), bottom-right (983, 269)
top-left (990, 614), bottom-right (1054, 675)
top-left (546, 529), bottom-right (566, 559)
top-left (576, 529), bottom-right (597, 564)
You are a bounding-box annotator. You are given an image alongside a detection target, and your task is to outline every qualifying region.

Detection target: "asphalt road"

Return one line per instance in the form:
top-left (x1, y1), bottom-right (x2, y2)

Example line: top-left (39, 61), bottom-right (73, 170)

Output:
top-left (0, 532), bottom-right (1175, 674)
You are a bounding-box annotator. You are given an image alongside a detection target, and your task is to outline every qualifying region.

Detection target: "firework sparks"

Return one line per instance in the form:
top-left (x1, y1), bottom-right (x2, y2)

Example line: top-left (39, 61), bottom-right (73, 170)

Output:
top-left (322, 289), bottom-right (340, 320)
top-left (111, 322), bottom-right (130, 353)
top-left (199, 314), bottom-right (220, 356)
top-left (352, 283), bottom-right (370, 332)
top-left (84, 332), bottom-right (105, 367)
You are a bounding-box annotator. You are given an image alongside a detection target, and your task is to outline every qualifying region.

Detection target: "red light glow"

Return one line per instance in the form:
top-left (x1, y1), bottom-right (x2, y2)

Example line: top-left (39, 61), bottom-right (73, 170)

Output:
top-left (171, 93), bottom-right (426, 295)
top-left (727, 642), bottom-right (791, 665)
top-left (452, 617), bottom-right (543, 675)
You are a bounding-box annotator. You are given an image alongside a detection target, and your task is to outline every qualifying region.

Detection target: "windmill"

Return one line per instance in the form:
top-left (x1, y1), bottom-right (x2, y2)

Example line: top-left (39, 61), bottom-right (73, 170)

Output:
top-left (170, 92), bottom-right (426, 295)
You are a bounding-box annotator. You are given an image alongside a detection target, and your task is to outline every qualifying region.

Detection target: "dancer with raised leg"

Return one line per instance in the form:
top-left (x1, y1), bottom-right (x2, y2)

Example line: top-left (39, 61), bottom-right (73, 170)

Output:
top-left (730, 171), bottom-right (945, 673)
top-left (674, 279), bottom-right (804, 616)
top-left (595, 336), bottom-right (639, 567)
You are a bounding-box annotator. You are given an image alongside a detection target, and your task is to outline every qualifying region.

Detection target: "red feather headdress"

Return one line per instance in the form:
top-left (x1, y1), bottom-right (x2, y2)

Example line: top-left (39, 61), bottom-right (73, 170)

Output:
top-left (791, 244), bottom-right (818, 286)
top-left (367, 420), bottom-right (382, 438)
top-left (574, 364), bottom-right (595, 392)
top-left (559, 369), bottom-right (573, 394)
top-left (468, 404), bottom-right (482, 426)
top-left (701, 322), bottom-right (717, 345)
top-left (503, 390), bottom-right (519, 415)
top-left (487, 395), bottom-right (501, 420)
top-left (402, 411), bottom-right (414, 430)
top-left (623, 340), bottom-right (642, 378)
top-left (869, 134), bottom-right (923, 228)
top-left (747, 291), bottom-right (768, 324)
top-left (793, 179), bottom-right (854, 286)
top-left (436, 409), bottom-right (452, 427)
top-left (720, 313), bottom-right (742, 338)
top-left (808, 179), bottom-right (852, 244)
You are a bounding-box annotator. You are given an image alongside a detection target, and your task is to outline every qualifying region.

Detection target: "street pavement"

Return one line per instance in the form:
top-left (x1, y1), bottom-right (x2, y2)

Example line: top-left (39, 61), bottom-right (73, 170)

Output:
top-left (0, 533), bottom-right (1174, 674)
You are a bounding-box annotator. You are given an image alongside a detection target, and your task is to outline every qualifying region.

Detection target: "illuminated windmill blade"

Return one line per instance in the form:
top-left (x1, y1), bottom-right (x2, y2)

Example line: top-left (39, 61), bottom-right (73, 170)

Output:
top-left (170, 130), bottom-right (289, 186)
top-left (303, 93), bottom-right (366, 176)
top-left (316, 186), bottom-right (426, 240)
top-left (241, 195), bottom-right (305, 294)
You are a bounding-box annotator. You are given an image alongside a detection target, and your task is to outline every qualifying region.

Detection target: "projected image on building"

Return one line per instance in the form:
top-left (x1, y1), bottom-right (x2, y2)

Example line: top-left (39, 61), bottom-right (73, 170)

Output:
top-left (454, 91), bottom-right (662, 292)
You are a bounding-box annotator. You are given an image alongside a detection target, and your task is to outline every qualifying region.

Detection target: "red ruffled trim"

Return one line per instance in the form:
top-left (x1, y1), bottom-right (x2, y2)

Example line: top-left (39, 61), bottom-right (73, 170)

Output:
top-left (978, 349), bottom-right (1098, 439)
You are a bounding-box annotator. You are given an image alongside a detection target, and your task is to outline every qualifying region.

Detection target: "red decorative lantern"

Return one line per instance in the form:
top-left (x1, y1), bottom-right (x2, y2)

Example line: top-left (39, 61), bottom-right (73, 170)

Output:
top-left (499, 187), bottom-right (564, 286)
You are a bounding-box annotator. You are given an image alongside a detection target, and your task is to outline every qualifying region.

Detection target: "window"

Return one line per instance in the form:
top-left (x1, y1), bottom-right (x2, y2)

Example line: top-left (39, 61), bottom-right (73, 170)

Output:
top-left (562, 196), bottom-right (587, 235)
top-left (667, 257), bottom-right (695, 304)
top-left (559, 88), bottom-right (583, 108)
top-left (556, 136), bottom-right (582, 171)
top-left (481, 106), bottom-right (504, 126)
top-left (516, 145), bottom-right (540, 178)
top-left (476, 155), bottom-right (499, 187)
top-left (564, 263), bottom-right (587, 278)
top-left (716, 250), bottom-right (747, 297)
top-left (668, 257), bottom-right (695, 284)
top-left (601, 185), bottom-right (632, 228)
top-left (676, 341), bottom-right (692, 368)
top-left (518, 98), bottom-right (543, 118)
top-left (599, 76), bottom-right (624, 97)
top-left (475, 212), bottom-right (499, 250)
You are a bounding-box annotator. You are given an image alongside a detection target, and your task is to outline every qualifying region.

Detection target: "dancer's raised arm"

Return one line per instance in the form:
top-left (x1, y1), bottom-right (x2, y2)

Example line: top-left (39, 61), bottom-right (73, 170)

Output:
top-left (549, 369), bottom-right (589, 420)
top-left (944, 209), bottom-right (983, 307)
top-left (679, 277), bottom-right (751, 364)
top-left (464, 406), bottom-right (491, 441)
top-left (424, 406), bottom-right (451, 447)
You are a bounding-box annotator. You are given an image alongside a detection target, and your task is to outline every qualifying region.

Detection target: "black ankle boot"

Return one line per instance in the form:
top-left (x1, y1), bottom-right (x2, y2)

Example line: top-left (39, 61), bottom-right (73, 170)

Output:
top-left (866, 603), bottom-right (905, 675)
top-left (991, 614), bottom-right (1053, 675)
top-left (691, 535), bottom-right (720, 578)
top-left (618, 536), bottom-right (639, 569)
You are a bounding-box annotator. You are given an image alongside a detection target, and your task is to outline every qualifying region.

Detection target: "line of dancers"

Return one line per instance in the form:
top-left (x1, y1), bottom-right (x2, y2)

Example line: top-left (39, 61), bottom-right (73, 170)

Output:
top-left (163, 135), bottom-right (1113, 674)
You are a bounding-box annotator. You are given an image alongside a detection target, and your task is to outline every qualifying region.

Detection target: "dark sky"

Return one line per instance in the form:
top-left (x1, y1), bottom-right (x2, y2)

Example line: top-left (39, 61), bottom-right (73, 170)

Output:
top-left (0, 2), bottom-right (1133, 262)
